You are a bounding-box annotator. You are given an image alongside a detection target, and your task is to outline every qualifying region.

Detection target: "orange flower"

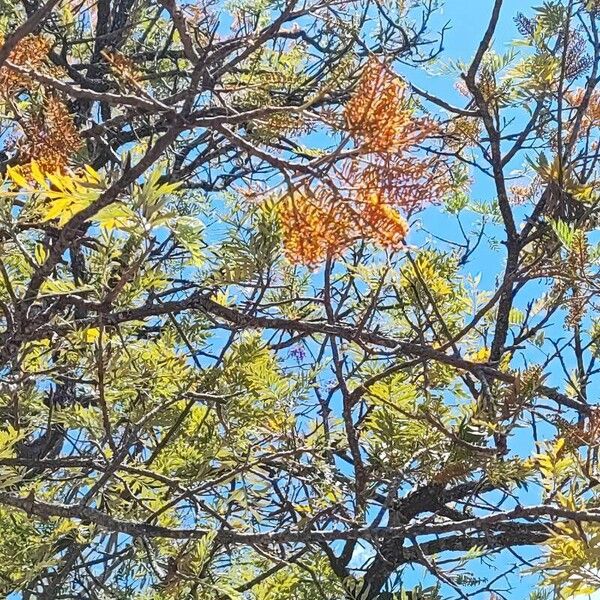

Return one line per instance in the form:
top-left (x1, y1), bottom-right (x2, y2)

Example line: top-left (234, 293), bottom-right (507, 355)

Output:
top-left (0, 35), bottom-right (51, 98)
top-left (566, 88), bottom-right (600, 130)
top-left (0, 36), bottom-right (80, 173)
top-left (278, 182), bottom-right (411, 265)
top-left (344, 58), bottom-right (437, 153)
top-left (17, 95), bottom-right (82, 174)
top-left (351, 155), bottom-right (450, 212)
top-left (101, 50), bottom-right (142, 90)
top-left (278, 58), bottom-right (451, 265)
top-left (357, 195), bottom-right (409, 250)
top-left (277, 190), bottom-right (353, 267)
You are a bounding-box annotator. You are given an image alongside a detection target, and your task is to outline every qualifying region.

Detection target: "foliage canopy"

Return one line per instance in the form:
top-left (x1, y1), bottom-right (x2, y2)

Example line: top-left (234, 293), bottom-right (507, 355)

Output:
top-left (1, 0), bottom-right (600, 598)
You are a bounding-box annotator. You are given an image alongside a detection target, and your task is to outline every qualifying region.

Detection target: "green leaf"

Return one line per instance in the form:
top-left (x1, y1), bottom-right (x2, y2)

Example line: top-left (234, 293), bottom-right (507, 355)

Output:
top-left (549, 218), bottom-right (575, 249)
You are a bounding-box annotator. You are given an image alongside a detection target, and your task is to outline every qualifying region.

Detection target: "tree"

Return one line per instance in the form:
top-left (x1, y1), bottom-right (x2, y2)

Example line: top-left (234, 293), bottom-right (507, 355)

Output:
top-left (0, 0), bottom-right (600, 597)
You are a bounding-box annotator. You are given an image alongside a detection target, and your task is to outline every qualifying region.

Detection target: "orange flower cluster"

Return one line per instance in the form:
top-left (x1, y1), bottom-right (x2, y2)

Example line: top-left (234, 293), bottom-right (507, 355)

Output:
top-left (278, 58), bottom-right (450, 266)
top-left (101, 50), bottom-right (142, 90)
top-left (0, 35), bottom-right (81, 173)
top-left (278, 191), bottom-right (354, 267)
top-left (17, 95), bottom-right (82, 174)
top-left (278, 188), bottom-right (408, 267)
top-left (0, 35), bottom-right (51, 98)
top-left (559, 409), bottom-right (600, 450)
top-left (344, 57), bottom-right (436, 152)
top-left (351, 156), bottom-right (449, 213)
top-left (358, 196), bottom-right (409, 249)
top-left (510, 184), bottom-right (534, 204)
top-left (566, 88), bottom-right (600, 131)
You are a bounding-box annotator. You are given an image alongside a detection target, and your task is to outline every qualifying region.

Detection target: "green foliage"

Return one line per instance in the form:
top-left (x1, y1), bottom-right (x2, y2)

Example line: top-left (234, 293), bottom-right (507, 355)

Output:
top-left (1, 0), bottom-right (600, 598)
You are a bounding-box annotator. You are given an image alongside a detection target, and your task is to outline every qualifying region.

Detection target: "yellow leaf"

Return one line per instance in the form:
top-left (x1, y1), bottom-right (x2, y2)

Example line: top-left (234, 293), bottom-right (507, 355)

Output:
top-left (34, 244), bottom-right (48, 266)
top-left (42, 197), bottom-right (76, 223)
top-left (96, 204), bottom-right (134, 230)
top-left (30, 161), bottom-right (46, 187)
top-left (84, 164), bottom-right (102, 184)
top-left (468, 347), bottom-right (490, 363)
top-left (212, 290), bottom-right (230, 306)
top-left (6, 166), bottom-right (29, 190)
top-left (82, 328), bottom-right (100, 343)
top-left (156, 180), bottom-right (183, 196)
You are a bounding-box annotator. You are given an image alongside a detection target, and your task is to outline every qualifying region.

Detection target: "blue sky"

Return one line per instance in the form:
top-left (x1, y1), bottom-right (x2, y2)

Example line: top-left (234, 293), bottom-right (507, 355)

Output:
top-left (407, 0), bottom-right (528, 92)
